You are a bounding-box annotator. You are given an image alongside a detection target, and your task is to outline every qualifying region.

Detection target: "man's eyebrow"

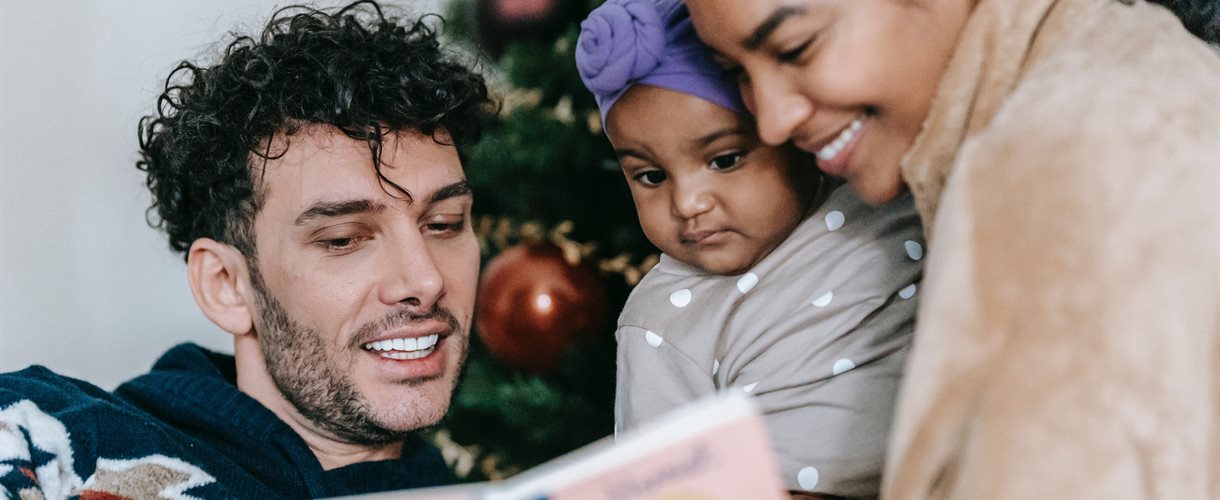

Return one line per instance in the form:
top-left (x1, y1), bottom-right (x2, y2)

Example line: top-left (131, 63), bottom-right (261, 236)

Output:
top-left (294, 199), bottom-right (386, 225)
top-left (743, 6), bottom-right (807, 51)
top-left (425, 181), bottom-right (473, 206)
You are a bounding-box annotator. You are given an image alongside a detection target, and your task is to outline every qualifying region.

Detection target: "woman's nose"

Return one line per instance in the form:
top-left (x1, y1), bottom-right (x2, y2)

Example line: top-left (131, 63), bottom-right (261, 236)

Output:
top-left (746, 72), bottom-right (814, 145)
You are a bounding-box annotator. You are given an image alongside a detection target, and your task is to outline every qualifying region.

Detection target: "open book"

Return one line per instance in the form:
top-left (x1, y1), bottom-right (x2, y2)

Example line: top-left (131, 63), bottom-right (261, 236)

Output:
top-left (348, 393), bottom-right (787, 500)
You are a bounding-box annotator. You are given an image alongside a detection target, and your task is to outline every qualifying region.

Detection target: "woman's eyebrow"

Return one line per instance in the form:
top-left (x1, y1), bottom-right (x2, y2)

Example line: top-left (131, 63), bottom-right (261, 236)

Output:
top-left (743, 6), bottom-right (808, 50)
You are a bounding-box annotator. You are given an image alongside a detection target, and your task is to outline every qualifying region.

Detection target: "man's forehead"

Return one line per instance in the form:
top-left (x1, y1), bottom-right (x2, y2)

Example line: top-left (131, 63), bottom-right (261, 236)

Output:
top-left (253, 125), bottom-right (466, 213)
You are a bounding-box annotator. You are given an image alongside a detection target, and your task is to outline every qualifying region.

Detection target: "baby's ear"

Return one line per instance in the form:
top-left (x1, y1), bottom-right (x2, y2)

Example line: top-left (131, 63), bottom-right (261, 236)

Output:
top-left (186, 238), bottom-right (255, 337)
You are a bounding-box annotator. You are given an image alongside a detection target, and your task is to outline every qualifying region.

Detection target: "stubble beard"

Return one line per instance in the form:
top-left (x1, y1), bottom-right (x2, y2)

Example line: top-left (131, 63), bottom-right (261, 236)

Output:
top-left (248, 265), bottom-right (469, 446)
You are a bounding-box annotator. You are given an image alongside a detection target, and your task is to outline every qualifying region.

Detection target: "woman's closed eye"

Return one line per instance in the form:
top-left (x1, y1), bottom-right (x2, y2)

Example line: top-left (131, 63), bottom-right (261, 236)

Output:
top-left (776, 37), bottom-right (815, 64)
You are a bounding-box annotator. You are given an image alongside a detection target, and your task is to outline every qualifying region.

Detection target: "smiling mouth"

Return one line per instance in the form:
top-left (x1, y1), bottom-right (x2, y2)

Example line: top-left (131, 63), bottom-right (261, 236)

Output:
top-left (362, 334), bottom-right (440, 360)
top-left (803, 116), bottom-right (864, 162)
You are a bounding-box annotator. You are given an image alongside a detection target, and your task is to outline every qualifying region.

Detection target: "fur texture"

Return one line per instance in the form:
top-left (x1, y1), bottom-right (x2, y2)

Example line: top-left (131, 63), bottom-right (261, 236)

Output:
top-left (886, 0), bottom-right (1220, 498)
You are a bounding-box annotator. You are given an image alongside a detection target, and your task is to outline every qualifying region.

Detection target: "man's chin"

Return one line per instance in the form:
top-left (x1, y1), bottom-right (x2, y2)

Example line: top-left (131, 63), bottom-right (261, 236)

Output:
top-left (358, 376), bottom-right (455, 431)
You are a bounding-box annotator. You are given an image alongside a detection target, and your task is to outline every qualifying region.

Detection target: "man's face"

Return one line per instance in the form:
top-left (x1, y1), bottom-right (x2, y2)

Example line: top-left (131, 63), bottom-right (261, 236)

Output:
top-left (248, 126), bottom-right (478, 444)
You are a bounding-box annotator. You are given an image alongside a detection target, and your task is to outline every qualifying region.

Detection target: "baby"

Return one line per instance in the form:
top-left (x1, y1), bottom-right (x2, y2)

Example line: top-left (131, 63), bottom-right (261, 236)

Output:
top-left (576, 0), bottom-right (924, 497)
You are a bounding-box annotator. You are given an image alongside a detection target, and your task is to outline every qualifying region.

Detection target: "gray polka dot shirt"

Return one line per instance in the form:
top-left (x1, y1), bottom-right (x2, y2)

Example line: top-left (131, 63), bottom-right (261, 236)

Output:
top-left (615, 185), bottom-right (923, 497)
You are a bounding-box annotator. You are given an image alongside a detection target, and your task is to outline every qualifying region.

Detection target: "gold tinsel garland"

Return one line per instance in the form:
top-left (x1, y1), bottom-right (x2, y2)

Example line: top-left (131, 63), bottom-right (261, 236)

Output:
top-left (474, 215), bottom-right (658, 286)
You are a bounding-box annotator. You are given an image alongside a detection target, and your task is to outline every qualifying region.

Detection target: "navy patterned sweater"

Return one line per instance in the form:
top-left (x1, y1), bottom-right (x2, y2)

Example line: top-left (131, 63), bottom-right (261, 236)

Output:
top-left (0, 343), bottom-right (454, 498)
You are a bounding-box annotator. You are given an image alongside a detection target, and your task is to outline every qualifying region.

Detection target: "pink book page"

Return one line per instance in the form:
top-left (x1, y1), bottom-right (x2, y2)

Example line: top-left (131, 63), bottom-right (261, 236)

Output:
top-left (543, 411), bottom-right (786, 500)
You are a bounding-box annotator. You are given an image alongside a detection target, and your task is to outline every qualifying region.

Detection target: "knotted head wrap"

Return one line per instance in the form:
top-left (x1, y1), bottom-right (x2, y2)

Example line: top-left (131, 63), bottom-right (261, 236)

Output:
top-left (575, 0), bottom-right (746, 126)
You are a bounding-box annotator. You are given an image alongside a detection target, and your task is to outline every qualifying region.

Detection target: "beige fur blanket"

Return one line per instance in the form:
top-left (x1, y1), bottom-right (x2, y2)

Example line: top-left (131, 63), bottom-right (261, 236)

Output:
top-left (885, 0), bottom-right (1220, 498)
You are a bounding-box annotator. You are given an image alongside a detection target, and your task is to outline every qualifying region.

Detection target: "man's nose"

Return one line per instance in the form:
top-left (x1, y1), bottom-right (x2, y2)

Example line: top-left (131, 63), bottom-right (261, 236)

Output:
top-left (378, 231), bottom-right (444, 310)
top-left (671, 179), bottom-right (715, 220)
top-left (747, 72), bottom-right (813, 146)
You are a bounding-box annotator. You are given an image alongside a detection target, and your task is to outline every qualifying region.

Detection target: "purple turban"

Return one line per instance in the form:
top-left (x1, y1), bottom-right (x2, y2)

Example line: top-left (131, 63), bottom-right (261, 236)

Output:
top-left (575, 0), bottom-right (746, 126)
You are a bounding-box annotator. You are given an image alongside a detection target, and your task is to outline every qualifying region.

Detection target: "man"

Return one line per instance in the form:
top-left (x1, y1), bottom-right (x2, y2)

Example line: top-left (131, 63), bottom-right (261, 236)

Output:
top-left (1, 1), bottom-right (494, 497)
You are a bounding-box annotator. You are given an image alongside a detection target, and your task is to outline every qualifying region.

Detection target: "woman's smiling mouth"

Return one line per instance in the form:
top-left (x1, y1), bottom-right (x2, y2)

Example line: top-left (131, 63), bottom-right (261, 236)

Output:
top-left (798, 115), bottom-right (865, 177)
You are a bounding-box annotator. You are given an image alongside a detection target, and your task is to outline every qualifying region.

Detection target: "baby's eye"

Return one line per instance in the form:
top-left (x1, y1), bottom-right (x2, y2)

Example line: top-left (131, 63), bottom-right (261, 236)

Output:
top-left (709, 152), bottom-right (744, 171)
top-left (634, 170), bottom-right (667, 187)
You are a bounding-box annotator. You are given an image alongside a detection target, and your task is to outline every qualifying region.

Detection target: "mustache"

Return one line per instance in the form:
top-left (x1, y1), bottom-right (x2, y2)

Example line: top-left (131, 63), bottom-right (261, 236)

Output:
top-left (348, 306), bottom-right (462, 348)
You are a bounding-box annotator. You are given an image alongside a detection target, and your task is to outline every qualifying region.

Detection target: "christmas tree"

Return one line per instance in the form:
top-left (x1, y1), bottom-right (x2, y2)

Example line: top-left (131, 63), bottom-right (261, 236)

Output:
top-left (425, 0), bottom-right (658, 480)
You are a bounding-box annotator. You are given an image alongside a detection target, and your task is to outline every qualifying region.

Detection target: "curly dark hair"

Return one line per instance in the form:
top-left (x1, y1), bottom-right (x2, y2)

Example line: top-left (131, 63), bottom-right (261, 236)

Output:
top-left (137, 0), bottom-right (495, 260)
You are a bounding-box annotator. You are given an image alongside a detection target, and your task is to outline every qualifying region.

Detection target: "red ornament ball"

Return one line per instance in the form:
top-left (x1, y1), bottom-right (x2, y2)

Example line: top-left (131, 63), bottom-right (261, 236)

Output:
top-left (475, 242), bottom-right (608, 374)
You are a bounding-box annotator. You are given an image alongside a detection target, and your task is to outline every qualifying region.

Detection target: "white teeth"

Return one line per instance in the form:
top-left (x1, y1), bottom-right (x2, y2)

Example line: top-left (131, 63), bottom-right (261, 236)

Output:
top-left (816, 118), bottom-right (863, 162)
top-left (378, 347), bottom-right (435, 360)
top-left (362, 334), bottom-right (441, 355)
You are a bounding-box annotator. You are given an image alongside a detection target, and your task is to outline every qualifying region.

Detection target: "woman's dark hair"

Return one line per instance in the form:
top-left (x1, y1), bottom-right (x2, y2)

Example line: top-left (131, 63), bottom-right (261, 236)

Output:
top-left (1149, 0), bottom-right (1219, 42)
top-left (137, 0), bottom-right (495, 259)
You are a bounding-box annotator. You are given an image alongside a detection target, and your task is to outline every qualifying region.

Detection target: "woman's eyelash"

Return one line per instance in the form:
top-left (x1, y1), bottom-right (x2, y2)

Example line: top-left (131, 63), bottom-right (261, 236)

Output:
top-left (777, 39), bottom-right (814, 62)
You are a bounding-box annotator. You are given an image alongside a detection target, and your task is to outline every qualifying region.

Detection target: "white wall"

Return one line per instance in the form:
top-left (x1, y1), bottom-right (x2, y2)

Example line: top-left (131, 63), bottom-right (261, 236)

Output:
top-left (0, 0), bottom-right (448, 389)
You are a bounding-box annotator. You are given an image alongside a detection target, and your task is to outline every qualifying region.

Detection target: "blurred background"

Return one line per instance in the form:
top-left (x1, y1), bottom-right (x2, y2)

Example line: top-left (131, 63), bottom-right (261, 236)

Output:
top-left (2, 0), bottom-right (653, 480)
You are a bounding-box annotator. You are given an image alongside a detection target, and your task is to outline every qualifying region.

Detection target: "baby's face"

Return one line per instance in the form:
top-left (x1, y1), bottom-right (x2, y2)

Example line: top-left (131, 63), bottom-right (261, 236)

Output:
top-left (606, 85), bottom-right (818, 275)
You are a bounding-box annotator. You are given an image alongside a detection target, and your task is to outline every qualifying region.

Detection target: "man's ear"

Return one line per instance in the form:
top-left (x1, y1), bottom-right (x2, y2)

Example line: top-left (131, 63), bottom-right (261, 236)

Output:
top-left (187, 238), bottom-right (255, 337)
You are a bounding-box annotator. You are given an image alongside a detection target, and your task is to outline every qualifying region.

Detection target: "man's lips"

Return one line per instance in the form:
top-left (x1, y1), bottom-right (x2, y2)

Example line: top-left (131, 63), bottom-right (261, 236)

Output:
top-left (356, 320), bottom-right (452, 358)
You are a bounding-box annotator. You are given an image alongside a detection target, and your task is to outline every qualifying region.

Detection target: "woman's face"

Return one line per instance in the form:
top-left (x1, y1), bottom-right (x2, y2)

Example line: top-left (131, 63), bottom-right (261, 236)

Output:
top-left (686, 0), bottom-right (972, 204)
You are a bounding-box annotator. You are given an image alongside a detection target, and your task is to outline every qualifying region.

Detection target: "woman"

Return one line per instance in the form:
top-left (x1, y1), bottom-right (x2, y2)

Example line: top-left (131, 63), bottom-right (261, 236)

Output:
top-left (684, 0), bottom-right (1219, 498)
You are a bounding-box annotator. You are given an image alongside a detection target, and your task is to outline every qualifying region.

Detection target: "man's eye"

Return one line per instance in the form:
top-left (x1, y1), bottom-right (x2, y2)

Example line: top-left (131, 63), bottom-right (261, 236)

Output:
top-left (634, 170), bottom-right (667, 187)
top-left (320, 236), bottom-right (363, 252)
top-left (425, 217), bottom-right (467, 235)
top-left (710, 152), bottom-right (744, 171)
top-left (427, 222), bottom-right (465, 233)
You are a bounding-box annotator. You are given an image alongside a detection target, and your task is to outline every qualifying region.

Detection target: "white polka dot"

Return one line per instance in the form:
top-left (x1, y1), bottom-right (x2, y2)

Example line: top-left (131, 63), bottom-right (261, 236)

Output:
top-left (712, 359), bottom-right (720, 376)
top-left (825, 210), bottom-right (845, 231)
top-left (811, 291), bottom-right (834, 307)
top-left (899, 283), bottom-right (917, 299)
top-left (832, 358), bottom-right (856, 375)
top-left (798, 466), bottom-right (820, 490)
top-left (743, 382), bottom-right (758, 393)
top-left (645, 330), bottom-right (664, 347)
top-left (669, 288), bottom-right (692, 307)
top-left (736, 273), bottom-right (759, 293)
top-left (905, 240), bottom-right (924, 261)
